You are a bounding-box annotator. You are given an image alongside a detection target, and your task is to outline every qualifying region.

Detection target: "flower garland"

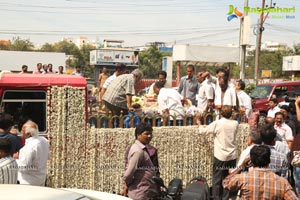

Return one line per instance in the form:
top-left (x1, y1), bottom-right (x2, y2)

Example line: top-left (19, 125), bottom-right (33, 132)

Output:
top-left (46, 85), bottom-right (249, 194)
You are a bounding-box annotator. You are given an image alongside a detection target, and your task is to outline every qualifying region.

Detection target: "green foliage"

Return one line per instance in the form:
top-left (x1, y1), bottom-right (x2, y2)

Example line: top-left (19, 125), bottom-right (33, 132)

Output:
top-left (244, 83), bottom-right (256, 94)
top-left (40, 43), bottom-right (55, 52)
top-left (9, 37), bottom-right (34, 51)
top-left (246, 49), bottom-right (290, 79)
top-left (139, 45), bottom-right (171, 78)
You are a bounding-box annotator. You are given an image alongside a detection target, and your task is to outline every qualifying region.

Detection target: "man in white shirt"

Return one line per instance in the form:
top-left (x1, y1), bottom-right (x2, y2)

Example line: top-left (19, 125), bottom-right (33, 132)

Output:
top-left (196, 71), bottom-right (214, 114)
top-left (236, 130), bottom-right (262, 168)
top-left (198, 105), bottom-right (239, 199)
top-left (274, 112), bottom-right (294, 150)
top-left (267, 98), bottom-right (281, 118)
top-left (214, 76), bottom-right (237, 121)
top-left (153, 81), bottom-right (185, 125)
top-left (235, 80), bottom-right (252, 119)
top-left (17, 120), bottom-right (49, 186)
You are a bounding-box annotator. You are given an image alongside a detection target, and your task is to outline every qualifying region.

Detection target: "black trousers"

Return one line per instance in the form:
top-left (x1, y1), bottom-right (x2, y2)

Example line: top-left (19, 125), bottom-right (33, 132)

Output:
top-left (212, 157), bottom-right (236, 200)
top-left (103, 100), bottom-right (128, 116)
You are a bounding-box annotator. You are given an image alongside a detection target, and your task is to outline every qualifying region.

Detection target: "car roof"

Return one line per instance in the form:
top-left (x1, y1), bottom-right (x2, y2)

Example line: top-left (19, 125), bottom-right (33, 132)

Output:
top-left (0, 184), bottom-right (87, 200)
top-left (62, 188), bottom-right (132, 200)
top-left (0, 185), bottom-right (132, 200)
top-left (258, 81), bottom-right (300, 86)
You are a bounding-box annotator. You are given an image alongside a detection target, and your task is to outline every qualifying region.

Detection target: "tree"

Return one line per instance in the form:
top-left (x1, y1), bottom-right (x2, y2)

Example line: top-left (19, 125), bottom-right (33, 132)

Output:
top-left (245, 49), bottom-right (291, 79)
top-left (139, 45), bottom-right (171, 78)
top-left (40, 43), bottom-right (55, 52)
top-left (9, 37), bottom-right (34, 51)
top-left (79, 44), bottom-right (96, 78)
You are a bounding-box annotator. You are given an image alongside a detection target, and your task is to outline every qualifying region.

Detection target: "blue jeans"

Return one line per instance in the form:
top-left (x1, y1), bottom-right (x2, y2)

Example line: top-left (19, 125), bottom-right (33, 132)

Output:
top-left (294, 166), bottom-right (300, 197)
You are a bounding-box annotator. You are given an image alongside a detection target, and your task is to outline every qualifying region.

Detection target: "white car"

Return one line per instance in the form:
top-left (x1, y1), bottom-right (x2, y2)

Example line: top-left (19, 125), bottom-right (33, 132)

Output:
top-left (0, 184), bottom-right (132, 200)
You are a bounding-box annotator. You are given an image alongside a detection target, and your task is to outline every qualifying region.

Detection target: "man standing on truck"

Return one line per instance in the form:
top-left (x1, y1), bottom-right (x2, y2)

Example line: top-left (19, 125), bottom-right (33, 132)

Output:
top-left (102, 69), bottom-right (143, 116)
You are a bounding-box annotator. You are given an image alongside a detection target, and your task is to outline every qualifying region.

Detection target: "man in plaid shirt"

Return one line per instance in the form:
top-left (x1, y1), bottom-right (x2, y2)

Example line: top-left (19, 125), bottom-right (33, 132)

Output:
top-left (223, 145), bottom-right (297, 199)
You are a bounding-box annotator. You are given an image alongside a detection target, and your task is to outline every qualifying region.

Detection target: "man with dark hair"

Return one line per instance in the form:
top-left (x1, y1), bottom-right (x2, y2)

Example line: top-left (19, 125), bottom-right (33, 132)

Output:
top-left (0, 113), bottom-right (22, 156)
top-left (147, 70), bottom-right (167, 96)
top-left (122, 123), bottom-right (158, 199)
top-left (274, 111), bottom-right (294, 150)
top-left (99, 63), bottom-right (127, 101)
top-left (259, 123), bottom-right (289, 177)
top-left (20, 65), bottom-right (28, 74)
top-left (178, 64), bottom-right (199, 106)
top-left (267, 98), bottom-right (280, 118)
top-left (235, 79), bottom-right (252, 119)
top-left (72, 66), bottom-right (83, 76)
top-left (196, 70), bottom-right (214, 115)
top-left (33, 63), bottom-right (42, 74)
top-left (47, 63), bottom-right (54, 74)
top-left (0, 137), bottom-right (18, 184)
top-left (199, 105), bottom-right (238, 200)
top-left (41, 64), bottom-right (48, 74)
top-left (223, 145), bottom-right (297, 199)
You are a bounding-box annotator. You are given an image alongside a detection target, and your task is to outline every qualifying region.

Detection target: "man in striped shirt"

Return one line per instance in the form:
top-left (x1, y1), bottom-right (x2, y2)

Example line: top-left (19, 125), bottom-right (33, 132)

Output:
top-left (0, 138), bottom-right (18, 184)
top-left (102, 69), bottom-right (143, 116)
top-left (223, 145), bottom-right (297, 200)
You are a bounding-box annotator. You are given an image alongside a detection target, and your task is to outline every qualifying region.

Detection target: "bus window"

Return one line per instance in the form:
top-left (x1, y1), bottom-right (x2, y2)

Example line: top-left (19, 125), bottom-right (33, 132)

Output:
top-left (1, 90), bottom-right (47, 132)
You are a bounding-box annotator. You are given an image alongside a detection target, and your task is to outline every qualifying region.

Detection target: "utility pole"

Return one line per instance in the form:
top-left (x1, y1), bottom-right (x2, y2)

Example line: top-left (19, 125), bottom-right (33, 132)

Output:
top-left (239, 0), bottom-right (249, 80)
top-left (254, 0), bottom-right (266, 85)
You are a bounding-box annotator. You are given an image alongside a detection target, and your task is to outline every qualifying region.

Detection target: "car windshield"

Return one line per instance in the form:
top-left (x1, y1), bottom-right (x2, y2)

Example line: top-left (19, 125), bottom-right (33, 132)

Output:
top-left (250, 85), bottom-right (273, 99)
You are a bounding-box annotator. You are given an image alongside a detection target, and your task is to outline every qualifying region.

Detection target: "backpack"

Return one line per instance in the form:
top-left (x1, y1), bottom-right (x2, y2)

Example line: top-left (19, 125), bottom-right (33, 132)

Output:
top-left (181, 176), bottom-right (210, 200)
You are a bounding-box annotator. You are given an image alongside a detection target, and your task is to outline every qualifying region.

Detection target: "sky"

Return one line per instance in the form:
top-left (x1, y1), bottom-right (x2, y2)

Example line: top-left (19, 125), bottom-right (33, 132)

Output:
top-left (0, 0), bottom-right (299, 48)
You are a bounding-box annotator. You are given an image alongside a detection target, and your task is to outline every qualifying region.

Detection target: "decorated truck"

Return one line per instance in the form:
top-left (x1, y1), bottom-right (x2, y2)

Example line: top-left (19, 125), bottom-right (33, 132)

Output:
top-left (0, 72), bottom-right (87, 134)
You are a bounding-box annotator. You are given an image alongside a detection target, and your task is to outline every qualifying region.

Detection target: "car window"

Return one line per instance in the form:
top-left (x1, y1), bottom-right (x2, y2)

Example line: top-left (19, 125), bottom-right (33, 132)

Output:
top-left (250, 85), bottom-right (273, 99)
top-left (274, 86), bottom-right (288, 98)
top-left (292, 86), bottom-right (300, 94)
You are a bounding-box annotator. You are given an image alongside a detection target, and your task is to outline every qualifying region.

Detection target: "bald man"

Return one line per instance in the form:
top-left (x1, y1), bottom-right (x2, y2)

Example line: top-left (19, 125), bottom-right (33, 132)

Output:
top-left (17, 120), bottom-right (49, 186)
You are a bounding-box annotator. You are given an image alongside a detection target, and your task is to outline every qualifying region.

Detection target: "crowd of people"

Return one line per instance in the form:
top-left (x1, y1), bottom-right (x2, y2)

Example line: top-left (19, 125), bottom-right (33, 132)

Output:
top-left (0, 113), bottom-right (49, 186)
top-left (105, 63), bottom-right (299, 199)
top-left (2, 61), bottom-right (300, 199)
top-left (18, 63), bottom-right (84, 76)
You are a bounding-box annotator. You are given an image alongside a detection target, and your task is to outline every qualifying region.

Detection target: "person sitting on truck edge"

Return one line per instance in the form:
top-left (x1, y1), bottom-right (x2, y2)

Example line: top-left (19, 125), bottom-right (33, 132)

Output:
top-left (47, 63), bottom-right (54, 74)
top-left (33, 63), bottom-right (42, 74)
top-left (57, 66), bottom-right (64, 74)
top-left (19, 65), bottom-right (28, 74)
top-left (72, 66), bottom-right (83, 76)
top-left (267, 98), bottom-right (280, 118)
top-left (42, 64), bottom-right (48, 74)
